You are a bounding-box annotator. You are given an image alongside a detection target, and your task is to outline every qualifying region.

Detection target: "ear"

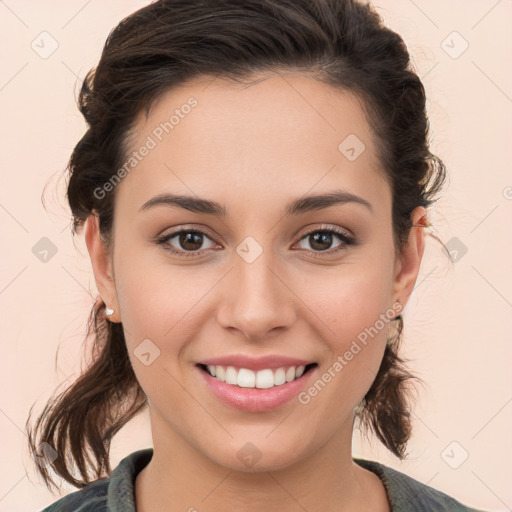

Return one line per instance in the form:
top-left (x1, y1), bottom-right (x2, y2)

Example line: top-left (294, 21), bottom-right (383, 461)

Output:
top-left (391, 206), bottom-right (428, 312)
top-left (84, 214), bottom-right (120, 323)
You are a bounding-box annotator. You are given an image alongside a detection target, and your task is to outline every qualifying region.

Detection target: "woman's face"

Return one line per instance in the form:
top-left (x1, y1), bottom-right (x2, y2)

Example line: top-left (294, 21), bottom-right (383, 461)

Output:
top-left (87, 72), bottom-right (425, 472)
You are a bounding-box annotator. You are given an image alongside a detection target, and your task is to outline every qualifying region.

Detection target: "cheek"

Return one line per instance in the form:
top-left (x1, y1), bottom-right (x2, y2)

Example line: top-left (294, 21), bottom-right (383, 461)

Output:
top-left (295, 261), bottom-right (393, 341)
top-left (112, 239), bottom-right (201, 339)
top-left (292, 265), bottom-right (393, 404)
top-left (113, 261), bottom-right (200, 415)
top-left (115, 239), bottom-right (395, 351)
top-left (114, 232), bottom-right (394, 389)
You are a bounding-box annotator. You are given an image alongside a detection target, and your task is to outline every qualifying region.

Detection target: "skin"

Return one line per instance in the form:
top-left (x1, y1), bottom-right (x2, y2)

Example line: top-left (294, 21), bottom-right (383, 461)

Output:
top-left (85, 71), bottom-right (426, 512)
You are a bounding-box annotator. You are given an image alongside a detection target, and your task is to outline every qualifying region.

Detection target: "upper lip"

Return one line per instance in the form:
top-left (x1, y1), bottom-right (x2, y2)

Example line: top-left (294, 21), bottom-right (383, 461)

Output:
top-left (198, 355), bottom-right (316, 371)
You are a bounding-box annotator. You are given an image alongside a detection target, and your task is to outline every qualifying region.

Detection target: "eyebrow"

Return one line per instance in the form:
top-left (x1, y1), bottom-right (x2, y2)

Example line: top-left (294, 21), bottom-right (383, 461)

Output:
top-left (138, 189), bottom-right (373, 216)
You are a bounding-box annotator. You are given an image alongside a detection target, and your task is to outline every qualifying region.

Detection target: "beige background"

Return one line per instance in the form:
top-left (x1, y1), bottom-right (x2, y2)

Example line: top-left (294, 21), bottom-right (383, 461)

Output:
top-left (1, 1), bottom-right (511, 511)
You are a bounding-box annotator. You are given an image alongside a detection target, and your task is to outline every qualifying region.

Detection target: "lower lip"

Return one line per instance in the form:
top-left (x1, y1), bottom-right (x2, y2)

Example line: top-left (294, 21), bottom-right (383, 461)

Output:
top-left (197, 365), bottom-right (317, 413)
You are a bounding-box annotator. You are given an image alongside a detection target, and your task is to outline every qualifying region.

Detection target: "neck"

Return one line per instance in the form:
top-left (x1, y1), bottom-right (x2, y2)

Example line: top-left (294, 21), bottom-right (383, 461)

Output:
top-left (135, 412), bottom-right (390, 512)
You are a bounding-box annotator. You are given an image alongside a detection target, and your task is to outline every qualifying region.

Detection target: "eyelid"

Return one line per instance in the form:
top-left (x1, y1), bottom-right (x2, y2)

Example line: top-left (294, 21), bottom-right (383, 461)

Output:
top-left (296, 224), bottom-right (354, 242)
top-left (155, 223), bottom-right (357, 258)
top-left (154, 225), bottom-right (220, 258)
top-left (293, 224), bottom-right (357, 257)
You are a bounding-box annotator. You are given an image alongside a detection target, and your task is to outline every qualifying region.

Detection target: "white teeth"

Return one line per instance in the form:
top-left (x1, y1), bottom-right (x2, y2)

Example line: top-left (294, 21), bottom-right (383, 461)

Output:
top-left (238, 368), bottom-right (255, 388)
top-left (215, 365), bottom-right (225, 382)
top-left (274, 368), bottom-right (286, 385)
top-left (255, 369), bottom-right (274, 389)
top-left (225, 366), bottom-right (238, 385)
top-left (206, 364), bottom-right (313, 388)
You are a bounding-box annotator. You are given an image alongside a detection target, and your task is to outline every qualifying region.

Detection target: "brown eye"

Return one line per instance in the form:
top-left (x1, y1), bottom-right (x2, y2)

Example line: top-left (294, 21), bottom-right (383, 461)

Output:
top-left (295, 226), bottom-right (357, 257)
top-left (176, 231), bottom-right (204, 251)
top-left (303, 231), bottom-right (338, 251)
top-left (156, 228), bottom-right (218, 257)
top-left (155, 225), bottom-right (357, 259)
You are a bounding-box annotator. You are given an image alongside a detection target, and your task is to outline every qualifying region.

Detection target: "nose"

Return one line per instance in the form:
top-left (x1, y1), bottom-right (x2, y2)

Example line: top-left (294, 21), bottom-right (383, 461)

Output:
top-left (216, 249), bottom-right (296, 342)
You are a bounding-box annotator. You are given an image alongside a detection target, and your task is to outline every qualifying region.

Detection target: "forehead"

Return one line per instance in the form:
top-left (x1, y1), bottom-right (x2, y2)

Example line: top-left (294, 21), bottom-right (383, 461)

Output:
top-left (115, 72), bottom-right (390, 217)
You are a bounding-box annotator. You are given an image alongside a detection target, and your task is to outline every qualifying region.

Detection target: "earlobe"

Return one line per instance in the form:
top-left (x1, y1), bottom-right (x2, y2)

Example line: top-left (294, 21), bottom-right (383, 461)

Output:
top-left (84, 214), bottom-right (120, 322)
top-left (391, 206), bottom-right (427, 310)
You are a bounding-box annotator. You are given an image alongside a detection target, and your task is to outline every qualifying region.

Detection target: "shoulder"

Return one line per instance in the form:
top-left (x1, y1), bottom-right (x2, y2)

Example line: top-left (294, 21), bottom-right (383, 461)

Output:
top-left (39, 448), bottom-right (154, 512)
top-left (39, 478), bottom-right (109, 512)
top-left (354, 458), bottom-right (487, 512)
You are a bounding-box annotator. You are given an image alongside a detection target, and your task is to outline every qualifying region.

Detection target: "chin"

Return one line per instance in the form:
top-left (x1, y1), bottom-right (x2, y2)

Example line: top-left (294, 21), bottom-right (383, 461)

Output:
top-left (203, 436), bottom-right (307, 474)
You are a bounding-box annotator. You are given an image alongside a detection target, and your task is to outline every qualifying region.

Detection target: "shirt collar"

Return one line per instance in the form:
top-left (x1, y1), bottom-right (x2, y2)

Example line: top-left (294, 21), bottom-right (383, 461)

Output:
top-left (107, 448), bottom-right (153, 512)
top-left (106, 448), bottom-right (415, 510)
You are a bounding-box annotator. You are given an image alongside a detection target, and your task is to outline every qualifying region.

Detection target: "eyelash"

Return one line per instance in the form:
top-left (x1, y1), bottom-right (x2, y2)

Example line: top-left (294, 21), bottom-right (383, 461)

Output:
top-left (154, 225), bottom-right (357, 259)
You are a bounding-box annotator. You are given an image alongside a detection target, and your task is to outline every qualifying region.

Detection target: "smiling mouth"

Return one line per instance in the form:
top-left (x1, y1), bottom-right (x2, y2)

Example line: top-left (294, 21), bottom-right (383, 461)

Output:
top-left (197, 362), bottom-right (318, 389)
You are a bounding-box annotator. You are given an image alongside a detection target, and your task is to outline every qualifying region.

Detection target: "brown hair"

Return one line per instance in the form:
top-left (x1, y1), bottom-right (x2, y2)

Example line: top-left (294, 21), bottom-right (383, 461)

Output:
top-left (27, 0), bottom-right (447, 492)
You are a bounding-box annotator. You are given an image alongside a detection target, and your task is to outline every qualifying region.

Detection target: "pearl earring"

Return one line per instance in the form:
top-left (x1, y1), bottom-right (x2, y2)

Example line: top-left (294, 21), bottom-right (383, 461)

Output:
top-left (105, 307), bottom-right (115, 316)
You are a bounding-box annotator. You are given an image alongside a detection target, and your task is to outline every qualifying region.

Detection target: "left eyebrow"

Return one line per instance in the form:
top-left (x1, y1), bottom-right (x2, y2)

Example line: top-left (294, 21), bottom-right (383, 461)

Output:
top-left (284, 190), bottom-right (373, 216)
top-left (138, 189), bottom-right (373, 216)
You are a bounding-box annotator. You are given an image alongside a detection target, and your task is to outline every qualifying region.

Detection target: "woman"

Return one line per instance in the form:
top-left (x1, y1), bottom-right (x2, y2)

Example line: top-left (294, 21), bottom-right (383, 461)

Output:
top-left (27, 0), bottom-right (486, 510)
